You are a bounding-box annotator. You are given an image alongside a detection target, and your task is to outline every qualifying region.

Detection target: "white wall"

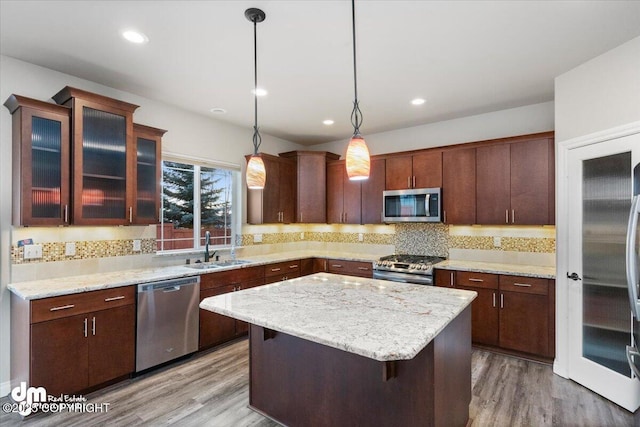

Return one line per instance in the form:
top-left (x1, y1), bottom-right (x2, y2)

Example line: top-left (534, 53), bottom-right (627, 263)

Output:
top-left (554, 36), bottom-right (640, 378)
top-left (555, 36), bottom-right (640, 142)
top-left (313, 101), bottom-right (554, 156)
top-left (0, 55), bottom-right (303, 396)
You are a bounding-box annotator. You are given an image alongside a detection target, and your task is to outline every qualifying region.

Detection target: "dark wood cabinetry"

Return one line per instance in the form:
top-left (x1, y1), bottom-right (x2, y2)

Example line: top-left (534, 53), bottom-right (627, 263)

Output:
top-left (246, 153), bottom-right (296, 224)
top-left (4, 95), bottom-right (71, 226)
top-left (300, 258), bottom-right (327, 275)
top-left (12, 286), bottom-right (136, 396)
top-left (442, 147), bottom-right (476, 224)
top-left (132, 124), bottom-right (165, 224)
top-left (326, 259), bottom-right (373, 278)
top-left (476, 135), bottom-right (554, 225)
top-left (264, 260), bottom-right (301, 284)
top-left (385, 151), bottom-right (442, 190)
top-left (280, 151), bottom-right (340, 223)
top-left (199, 266), bottom-right (265, 349)
top-left (361, 158), bottom-right (386, 224)
top-left (435, 269), bottom-right (554, 359)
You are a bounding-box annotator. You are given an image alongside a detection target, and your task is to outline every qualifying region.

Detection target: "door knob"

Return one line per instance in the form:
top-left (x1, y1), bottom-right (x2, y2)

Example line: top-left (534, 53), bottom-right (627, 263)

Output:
top-left (567, 272), bottom-right (582, 281)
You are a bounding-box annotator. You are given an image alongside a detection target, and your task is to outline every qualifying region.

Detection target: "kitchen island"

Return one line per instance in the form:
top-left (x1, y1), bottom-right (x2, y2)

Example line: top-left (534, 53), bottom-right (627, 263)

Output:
top-left (200, 273), bottom-right (476, 426)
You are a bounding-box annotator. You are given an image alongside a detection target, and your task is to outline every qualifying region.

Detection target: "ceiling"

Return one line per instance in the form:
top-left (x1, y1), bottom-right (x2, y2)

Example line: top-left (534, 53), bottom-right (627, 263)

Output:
top-left (2, 1), bottom-right (640, 146)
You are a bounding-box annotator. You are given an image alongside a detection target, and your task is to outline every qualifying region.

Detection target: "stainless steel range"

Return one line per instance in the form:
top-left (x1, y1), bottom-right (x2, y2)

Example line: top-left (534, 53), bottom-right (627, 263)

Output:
top-left (373, 254), bottom-right (445, 285)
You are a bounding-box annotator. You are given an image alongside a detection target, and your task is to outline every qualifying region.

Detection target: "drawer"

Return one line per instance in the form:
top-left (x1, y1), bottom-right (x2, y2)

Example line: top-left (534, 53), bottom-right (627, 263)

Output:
top-left (200, 266), bottom-right (264, 290)
top-left (327, 259), bottom-right (373, 278)
top-left (456, 271), bottom-right (498, 289)
top-left (264, 271), bottom-right (301, 285)
top-left (499, 275), bottom-right (548, 295)
top-left (31, 286), bottom-right (135, 324)
top-left (265, 260), bottom-right (301, 278)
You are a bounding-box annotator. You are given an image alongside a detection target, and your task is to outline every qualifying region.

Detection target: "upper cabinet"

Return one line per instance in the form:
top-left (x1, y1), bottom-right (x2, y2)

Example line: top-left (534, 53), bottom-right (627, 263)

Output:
top-left (280, 151), bottom-right (339, 223)
top-left (53, 86), bottom-right (139, 225)
top-left (132, 124), bottom-right (166, 225)
top-left (246, 153), bottom-right (296, 224)
top-left (4, 95), bottom-right (71, 226)
top-left (442, 147), bottom-right (477, 224)
top-left (361, 158), bottom-right (386, 224)
top-left (476, 134), bottom-right (554, 225)
top-left (385, 151), bottom-right (442, 190)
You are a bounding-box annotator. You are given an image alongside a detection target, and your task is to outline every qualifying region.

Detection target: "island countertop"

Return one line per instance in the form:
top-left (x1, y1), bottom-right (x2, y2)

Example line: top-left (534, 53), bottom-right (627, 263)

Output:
top-left (199, 272), bottom-right (476, 362)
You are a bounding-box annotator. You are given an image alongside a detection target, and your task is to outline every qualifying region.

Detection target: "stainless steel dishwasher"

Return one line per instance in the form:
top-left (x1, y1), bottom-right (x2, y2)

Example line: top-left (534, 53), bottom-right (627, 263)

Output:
top-left (136, 276), bottom-right (200, 372)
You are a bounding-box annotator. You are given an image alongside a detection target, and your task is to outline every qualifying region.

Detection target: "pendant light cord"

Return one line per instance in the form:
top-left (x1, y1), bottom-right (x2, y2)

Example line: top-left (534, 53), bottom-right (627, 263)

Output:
top-left (350, 0), bottom-right (363, 136)
top-left (252, 16), bottom-right (262, 155)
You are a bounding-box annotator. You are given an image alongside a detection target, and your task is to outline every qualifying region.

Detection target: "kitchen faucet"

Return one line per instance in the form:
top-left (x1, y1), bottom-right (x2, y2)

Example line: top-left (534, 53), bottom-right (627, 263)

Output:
top-left (204, 231), bottom-right (211, 262)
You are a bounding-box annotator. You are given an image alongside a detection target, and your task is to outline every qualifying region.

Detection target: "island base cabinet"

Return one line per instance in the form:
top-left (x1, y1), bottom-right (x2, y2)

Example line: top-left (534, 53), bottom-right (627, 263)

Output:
top-left (249, 306), bottom-right (471, 427)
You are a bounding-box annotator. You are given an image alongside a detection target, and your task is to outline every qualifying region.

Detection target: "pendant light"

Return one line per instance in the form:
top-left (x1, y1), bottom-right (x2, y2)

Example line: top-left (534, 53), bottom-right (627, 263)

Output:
top-left (345, 0), bottom-right (370, 181)
top-left (245, 8), bottom-right (267, 189)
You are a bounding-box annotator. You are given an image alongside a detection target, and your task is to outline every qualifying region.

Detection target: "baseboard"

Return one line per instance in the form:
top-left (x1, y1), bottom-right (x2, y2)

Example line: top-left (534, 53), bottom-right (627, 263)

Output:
top-left (0, 379), bottom-right (11, 398)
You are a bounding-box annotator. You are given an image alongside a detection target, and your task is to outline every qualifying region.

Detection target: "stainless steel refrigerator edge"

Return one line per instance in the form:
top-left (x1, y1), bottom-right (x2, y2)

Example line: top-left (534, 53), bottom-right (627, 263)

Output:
top-left (626, 163), bottom-right (640, 377)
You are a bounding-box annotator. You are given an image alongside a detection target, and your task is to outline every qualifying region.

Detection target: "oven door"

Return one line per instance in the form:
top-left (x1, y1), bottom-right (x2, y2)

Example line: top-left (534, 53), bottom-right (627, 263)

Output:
top-left (373, 270), bottom-right (433, 285)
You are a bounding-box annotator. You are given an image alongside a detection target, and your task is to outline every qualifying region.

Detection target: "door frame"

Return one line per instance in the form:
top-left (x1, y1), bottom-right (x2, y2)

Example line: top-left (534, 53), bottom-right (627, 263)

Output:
top-left (555, 121), bottom-right (640, 386)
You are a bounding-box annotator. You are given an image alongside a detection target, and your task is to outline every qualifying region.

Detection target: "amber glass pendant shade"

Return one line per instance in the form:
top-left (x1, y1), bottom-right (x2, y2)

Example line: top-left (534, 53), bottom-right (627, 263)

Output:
top-left (246, 154), bottom-right (266, 189)
top-left (346, 135), bottom-right (370, 180)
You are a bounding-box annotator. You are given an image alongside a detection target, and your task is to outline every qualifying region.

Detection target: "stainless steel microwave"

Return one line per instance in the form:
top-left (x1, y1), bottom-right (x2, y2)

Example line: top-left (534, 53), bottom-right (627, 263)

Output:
top-left (382, 188), bottom-right (441, 223)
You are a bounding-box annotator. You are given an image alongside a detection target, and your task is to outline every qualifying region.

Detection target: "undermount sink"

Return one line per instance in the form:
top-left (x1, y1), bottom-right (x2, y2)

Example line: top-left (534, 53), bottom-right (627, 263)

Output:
top-left (187, 259), bottom-right (252, 270)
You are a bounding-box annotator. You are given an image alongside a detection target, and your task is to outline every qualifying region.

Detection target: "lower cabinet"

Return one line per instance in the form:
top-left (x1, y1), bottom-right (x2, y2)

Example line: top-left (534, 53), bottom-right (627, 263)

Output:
top-left (264, 260), bottom-right (301, 284)
top-left (326, 259), bottom-right (373, 278)
top-left (199, 266), bottom-right (264, 350)
top-left (435, 269), bottom-right (555, 358)
top-left (12, 286), bottom-right (135, 396)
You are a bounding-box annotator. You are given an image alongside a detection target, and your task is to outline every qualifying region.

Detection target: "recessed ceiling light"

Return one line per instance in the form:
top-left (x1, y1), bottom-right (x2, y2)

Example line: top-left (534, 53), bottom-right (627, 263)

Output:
top-left (411, 98), bottom-right (426, 106)
top-left (122, 30), bottom-right (149, 44)
top-left (253, 88), bottom-right (268, 97)
top-left (323, 119), bottom-right (335, 125)
top-left (210, 107), bottom-right (227, 114)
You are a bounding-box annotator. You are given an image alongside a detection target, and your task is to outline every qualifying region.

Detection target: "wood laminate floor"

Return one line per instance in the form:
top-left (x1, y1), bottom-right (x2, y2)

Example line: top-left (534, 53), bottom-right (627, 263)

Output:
top-left (0, 338), bottom-right (634, 426)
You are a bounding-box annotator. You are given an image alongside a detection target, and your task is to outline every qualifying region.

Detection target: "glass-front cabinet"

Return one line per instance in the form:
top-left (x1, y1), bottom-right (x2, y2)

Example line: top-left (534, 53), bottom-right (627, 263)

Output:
top-left (53, 86), bottom-right (139, 225)
top-left (4, 95), bottom-right (71, 226)
top-left (132, 123), bottom-right (165, 224)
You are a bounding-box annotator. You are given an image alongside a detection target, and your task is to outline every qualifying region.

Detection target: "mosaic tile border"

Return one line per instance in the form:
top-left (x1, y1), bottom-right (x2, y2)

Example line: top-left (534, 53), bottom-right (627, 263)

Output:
top-left (240, 232), bottom-right (394, 246)
top-left (11, 239), bottom-right (157, 264)
top-left (448, 235), bottom-right (555, 253)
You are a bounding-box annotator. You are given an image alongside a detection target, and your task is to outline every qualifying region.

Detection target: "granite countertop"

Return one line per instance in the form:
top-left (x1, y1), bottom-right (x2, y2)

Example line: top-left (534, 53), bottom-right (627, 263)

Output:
top-left (435, 260), bottom-right (556, 279)
top-left (199, 272), bottom-right (476, 362)
top-left (8, 250), bottom-right (379, 300)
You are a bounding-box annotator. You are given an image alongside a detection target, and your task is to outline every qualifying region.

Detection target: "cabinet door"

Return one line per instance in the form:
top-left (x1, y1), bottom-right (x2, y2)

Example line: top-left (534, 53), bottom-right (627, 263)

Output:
top-left (296, 154), bottom-right (327, 223)
top-left (476, 144), bottom-right (511, 224)
top-left (385, 156), bottom-right (413, 190)
top-left (31, 314), bottom-right (89, 396)
top-left (499, 291), bottom-right (549, 355)
top-left (459, 285), bottom-right (499, 346)
top-left (442, 148), bottom-right (476, 224)
top-left (89, 305), bottom-right (135, 386)
top-left (5, 96), bottom-right (71, 226)
top-left (510, 138), bottom-right (551, 225)
top-left (361, 158), bottom-right (385, 224)
top-left (199, 284), bottom-right (238, 349)
top-left (326, 162), bottom-right (344, 223)
top-left (343, 168), bottom-right (362, 224)
top-left (279, 159), bottom-right (296, 223)
top-left (261, 157), bottom-right (282, 223)
top-left (412, 151), bottom-right (443, 189)
top-left (132, 124), bottom-right (164, 224)
top-left (434, 269), bottom-right (455, 287)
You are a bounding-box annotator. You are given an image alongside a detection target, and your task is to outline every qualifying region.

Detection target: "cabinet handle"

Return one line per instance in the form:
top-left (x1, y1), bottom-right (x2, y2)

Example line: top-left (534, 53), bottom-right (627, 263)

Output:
top-left (50, 304), bottom-right (74, 312)
top-left (407, 177), bottom-right (411, 188)
top-left (413, 176), bottom-right (416, 188)
top-left (500, 294), bottom-right (504, 309)
top-left (159, 207), bottom-right (162, 223)
top-left (443, 211), bottom-right (447, 223)
top-left (468, 278), bottom-right (484, 282)
top-left (64, 204), bottom-right (69, 223)
top-left (129, 206), bottom-right (133, 223)
top-left (512, 209), bottom-right (515, 224)
top-left (513, 283), bottom-right (532, 287)
top-left (332, 264), bottom-right (343, 268)
top-left (344, 212), bottom-right (347, 223)
top-left (92, 316), bottom-right (96, 336)
top-left (271, 267), bottom-right (281, 272)
top-left (493, 292), bottom-right (496, 308)
top-left (505, 209), bottom-right (509, 224)
top-left (83, 318), bottom-right (88, 338)
top-left (289, 264), bottom-right (298, 269)
top-left (357, 267), bottom-right (369, 271)
top-left (104, 295), bottom-right (125, 302)
top-left (450, 272), bottom-right (454, 286)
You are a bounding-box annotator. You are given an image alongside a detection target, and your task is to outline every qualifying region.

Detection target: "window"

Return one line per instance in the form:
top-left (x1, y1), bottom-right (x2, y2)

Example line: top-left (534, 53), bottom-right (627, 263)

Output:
top-left (157, 159), bottom-right (237, 252)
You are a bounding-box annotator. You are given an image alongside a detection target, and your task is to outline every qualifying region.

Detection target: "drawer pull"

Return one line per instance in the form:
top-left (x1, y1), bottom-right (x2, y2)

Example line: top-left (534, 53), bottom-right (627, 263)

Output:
top-left (513, 283), bottom-right (532, 287)
top-left (357, 267), bottom-right (369, 271)
top-left (468, 278), bottom-right (484, 282)
top-left (271, 267), bottom-right (281, 272)
top-left (104, 296), bottom-right (126, 302)
top-left (50, 304), bottom-right (75, 312)
top-left (332, 264), bottom-right (343, 268)
top-left (83, 317), bottom-right (88, 337)
top-left (289, 265), bottom-right (298, 269)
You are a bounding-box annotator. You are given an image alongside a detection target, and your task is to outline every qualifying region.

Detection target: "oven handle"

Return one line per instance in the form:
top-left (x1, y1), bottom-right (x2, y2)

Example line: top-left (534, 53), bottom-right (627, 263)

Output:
top-left (373, 270), bottom-right (433, 285)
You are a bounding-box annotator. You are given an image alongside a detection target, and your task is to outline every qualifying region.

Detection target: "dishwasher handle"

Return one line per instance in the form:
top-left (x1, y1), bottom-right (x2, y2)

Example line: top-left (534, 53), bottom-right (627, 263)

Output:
top-left (138, 276), bottom-right (200, 293)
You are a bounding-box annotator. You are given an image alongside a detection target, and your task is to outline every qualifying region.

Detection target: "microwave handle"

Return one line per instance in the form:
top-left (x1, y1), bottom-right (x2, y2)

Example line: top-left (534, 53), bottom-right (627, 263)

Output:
top-left (425, 194), bottom-right (430, 215)
top-left (627, 195), bottom-right (640, 318)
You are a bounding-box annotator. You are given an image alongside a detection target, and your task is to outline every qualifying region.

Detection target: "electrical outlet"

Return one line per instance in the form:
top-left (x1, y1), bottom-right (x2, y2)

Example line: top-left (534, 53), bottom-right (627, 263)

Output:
top-left (65, 242), bottom-right (76, 256)
top-left (23, 244), bottom-right (43, 260)
top-left (493, 236), bottom-right (502, 247)
top-left (254, 234), bottom-right (263, 243)
top-left (300, 232), bottom-right (305, 240)
top-left (133, 239), bottom-right (142, 252)
top-left (358, 233), bottom-right (364, 242)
